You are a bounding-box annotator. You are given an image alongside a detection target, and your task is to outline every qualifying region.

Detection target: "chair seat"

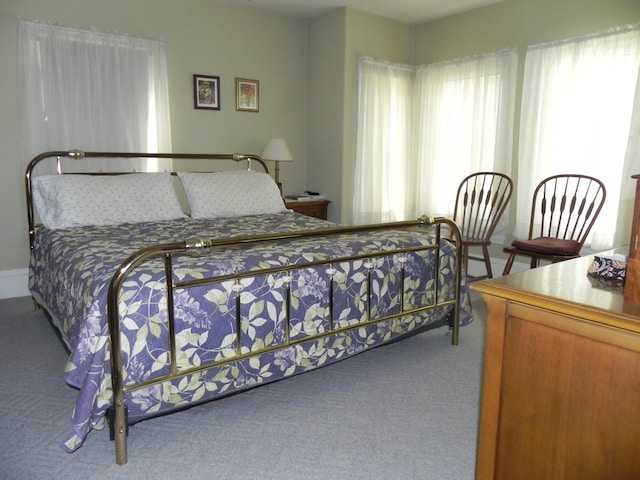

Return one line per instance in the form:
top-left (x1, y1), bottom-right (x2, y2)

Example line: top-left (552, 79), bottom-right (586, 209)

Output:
top-left (511, 237), bottom-right (581, 256)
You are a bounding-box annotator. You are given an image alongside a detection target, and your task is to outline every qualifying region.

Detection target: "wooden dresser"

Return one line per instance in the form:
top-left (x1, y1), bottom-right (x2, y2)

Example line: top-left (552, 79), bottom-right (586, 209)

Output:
top-left (472, 250), bottom-right (640, 480)
top-left (285, 199), bottom-right (330, 220)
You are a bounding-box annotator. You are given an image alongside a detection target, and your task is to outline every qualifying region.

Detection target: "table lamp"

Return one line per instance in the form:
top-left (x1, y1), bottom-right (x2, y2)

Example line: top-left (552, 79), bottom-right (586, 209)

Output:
top-left (261, 138), bottom-right (293, 192)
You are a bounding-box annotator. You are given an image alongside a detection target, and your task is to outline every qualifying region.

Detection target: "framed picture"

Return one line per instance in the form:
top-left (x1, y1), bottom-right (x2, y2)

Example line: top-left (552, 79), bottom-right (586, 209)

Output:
top-left (193, 74), bottom-right (220, 110)
top-left (236, 78), bottom-right (259, 112)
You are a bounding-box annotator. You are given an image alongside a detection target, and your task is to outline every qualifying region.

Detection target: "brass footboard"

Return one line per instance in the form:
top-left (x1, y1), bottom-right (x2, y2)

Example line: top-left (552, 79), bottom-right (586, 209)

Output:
top-left (106, 216), bottom-right (463, 465)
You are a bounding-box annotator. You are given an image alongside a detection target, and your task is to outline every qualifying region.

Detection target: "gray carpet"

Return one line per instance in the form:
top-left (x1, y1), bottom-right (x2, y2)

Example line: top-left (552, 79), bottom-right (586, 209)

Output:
top-left (0, 294), bottom-right (486, 480)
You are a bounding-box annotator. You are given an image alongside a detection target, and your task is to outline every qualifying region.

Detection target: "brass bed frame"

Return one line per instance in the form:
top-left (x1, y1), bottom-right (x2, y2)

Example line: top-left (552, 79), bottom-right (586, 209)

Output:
top-left (25, 150), bottom-right (464, 465)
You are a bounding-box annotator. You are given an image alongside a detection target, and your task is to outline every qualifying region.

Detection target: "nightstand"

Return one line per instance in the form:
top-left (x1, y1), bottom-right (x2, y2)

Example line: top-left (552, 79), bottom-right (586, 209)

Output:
top-left (285, 199), bottom-right (330, 220)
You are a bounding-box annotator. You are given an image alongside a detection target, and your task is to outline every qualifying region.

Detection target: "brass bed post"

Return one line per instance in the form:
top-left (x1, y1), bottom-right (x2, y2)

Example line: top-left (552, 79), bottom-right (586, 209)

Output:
top-left (25, 150), bottom-right (74, 250)
top-left (106, 242), bottom-right (184, 465)
top-left (25, 150), bottom-right (84, 309)
top-left (108, 268), bottom-right (128, 466)
top-left (164, 253), bottom-right (179, 374)
top-left (418, 215), bottom-right (462, 345)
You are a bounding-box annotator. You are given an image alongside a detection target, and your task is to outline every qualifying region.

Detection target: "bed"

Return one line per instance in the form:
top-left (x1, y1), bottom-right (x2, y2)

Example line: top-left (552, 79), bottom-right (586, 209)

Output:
top-left (25, 150), bottom-right (473, 465)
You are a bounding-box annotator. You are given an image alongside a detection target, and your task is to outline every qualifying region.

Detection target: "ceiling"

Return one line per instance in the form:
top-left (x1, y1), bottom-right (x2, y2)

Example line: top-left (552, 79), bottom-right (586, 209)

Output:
top-left (227, 0), bottom-right (504, 25)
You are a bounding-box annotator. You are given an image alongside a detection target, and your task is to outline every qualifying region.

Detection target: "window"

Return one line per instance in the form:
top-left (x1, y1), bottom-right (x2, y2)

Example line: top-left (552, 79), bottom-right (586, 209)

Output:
top-left (413, 51), bottom-right (517, 219)
top-left (517, 26), bottom-right (640, 249)
top-left (356, 26), bottom-right (640, 251)
top-left (354, 58), bottom-right (414, 223)
top-left (18, 20), bottom-right (172, 172)
top-left (354, 51), bottom-right (517, 224)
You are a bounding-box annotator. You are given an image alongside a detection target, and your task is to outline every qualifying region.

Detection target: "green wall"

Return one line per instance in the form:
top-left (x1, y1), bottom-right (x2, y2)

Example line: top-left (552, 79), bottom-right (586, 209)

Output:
top-left (307, 9), bottom-right (413, 223)
top-left (341, 10), bottom-right (414, 224)
top-left (306, 10), bottom-right (346, 223)
top-left (1, 0), bottom-right (639, 292)
top-left (415, 0), bottom-right (640, 63)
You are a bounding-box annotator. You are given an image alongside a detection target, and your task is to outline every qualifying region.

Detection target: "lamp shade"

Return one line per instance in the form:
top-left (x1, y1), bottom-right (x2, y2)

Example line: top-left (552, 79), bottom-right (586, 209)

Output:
top-left (261, 138), bottom-right (294, 162)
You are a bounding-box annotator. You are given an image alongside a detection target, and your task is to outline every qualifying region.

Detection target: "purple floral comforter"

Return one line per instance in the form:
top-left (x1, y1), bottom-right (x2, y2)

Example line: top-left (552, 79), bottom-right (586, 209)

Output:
top-left (28, 212), bottom-right (472, 452)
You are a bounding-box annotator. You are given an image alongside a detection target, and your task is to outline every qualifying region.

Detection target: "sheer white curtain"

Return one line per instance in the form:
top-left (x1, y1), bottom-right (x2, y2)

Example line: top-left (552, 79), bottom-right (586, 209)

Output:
top-left (412, 50), bottom-right (518, 218)
top-left (622, 66), bottom-right (640, 244)
top-left (517, 26), bottom-right (640, 249)
top-left (354, 57), bottom-right (414, 223)
top-left (18, 20), bottom-right (172, 172)
top-left (354, 51), bottom-right (517, 224)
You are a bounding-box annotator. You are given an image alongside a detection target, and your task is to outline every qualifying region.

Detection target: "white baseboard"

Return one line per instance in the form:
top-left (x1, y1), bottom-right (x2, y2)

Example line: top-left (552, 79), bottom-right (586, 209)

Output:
top-left (0, 269), bottom-right (30, 299)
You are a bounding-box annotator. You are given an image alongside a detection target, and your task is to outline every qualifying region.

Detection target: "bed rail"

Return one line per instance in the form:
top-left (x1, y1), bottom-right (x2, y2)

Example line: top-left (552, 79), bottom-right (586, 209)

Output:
top-left (25, 150), bottom-right (269, 249)
top-left (107, 215), bottom-right (463, 465)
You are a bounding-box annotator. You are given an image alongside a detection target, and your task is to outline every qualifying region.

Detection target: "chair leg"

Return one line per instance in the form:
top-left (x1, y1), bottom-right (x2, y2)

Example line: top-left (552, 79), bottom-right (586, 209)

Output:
top-left (482, 246), bottom-right (493, 279)
top-left (462, 245), bottom-right (469, 279)
top-left (502, 253), bottom-right (516, 275)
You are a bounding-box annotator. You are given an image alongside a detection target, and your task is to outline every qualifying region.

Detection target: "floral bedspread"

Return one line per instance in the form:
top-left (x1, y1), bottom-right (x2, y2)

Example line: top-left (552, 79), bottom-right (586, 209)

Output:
top-left (28, 212), bottom-right (472, 452)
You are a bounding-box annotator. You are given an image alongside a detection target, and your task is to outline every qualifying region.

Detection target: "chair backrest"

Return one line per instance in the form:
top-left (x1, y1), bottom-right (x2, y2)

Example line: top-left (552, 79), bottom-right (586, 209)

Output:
top-left (527, 174), bottom-right (606, 248)
top-left (453, 172), bottom-right (513, 242)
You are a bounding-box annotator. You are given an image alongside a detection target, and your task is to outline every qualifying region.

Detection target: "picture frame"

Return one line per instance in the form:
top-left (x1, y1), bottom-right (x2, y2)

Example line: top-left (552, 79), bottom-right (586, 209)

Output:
top-left (236, 78), bottom-right (259, 112)
top-left (193, 74), bottom-right (220, 110)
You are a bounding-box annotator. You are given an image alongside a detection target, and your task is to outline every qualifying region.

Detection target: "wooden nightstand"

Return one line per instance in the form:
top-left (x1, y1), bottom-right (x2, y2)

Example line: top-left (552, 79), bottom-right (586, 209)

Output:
top-left (285, 199), bottom-right (330, 220)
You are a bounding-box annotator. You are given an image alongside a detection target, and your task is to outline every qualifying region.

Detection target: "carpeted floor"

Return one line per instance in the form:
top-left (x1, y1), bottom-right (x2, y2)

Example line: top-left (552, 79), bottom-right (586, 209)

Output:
top-left (0, 294), bottom-right (486, 480)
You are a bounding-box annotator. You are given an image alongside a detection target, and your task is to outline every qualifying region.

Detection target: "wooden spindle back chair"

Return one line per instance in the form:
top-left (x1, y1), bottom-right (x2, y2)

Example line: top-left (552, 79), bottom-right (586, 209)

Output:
top-left (502, 174), bottom-right (606, 274)
top-left (453, 172), bottom-right (513, 281)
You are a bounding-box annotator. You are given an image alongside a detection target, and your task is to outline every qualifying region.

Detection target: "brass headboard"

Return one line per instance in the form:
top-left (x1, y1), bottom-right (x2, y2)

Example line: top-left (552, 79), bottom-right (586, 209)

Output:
top-left (25, 150), bottom-right (270, 249)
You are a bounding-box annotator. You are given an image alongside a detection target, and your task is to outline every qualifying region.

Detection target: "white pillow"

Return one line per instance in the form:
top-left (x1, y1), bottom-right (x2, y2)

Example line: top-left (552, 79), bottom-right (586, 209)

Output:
top-left (32, 173), bottom-right (186, 229)
top-left (178, 170), bottom-right (286, 218)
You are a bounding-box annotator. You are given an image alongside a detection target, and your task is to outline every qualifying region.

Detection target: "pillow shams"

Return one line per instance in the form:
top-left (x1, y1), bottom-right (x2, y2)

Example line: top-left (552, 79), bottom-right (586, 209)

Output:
top-left (178, 170), bottom-right (286, 218)
top-left (32, 173), bottom-right (186, 229)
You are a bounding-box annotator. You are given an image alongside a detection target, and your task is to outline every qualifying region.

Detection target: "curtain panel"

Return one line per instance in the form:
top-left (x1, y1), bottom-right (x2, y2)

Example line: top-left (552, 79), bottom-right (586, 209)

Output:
top-left (517, 26), bottom-right (640, 249)
top-left (18, 20), bottom-right (172, 173)
top-left (354, 58), bottom-right (415, 224)
top-left (354, 51), bottom-right (517, 224)
top-left (412, 50), bottom-right (518, 219)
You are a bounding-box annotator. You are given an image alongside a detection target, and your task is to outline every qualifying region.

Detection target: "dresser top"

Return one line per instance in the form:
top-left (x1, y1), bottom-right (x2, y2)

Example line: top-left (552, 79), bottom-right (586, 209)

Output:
top-left (472, 249), bottom-right (640, 332)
